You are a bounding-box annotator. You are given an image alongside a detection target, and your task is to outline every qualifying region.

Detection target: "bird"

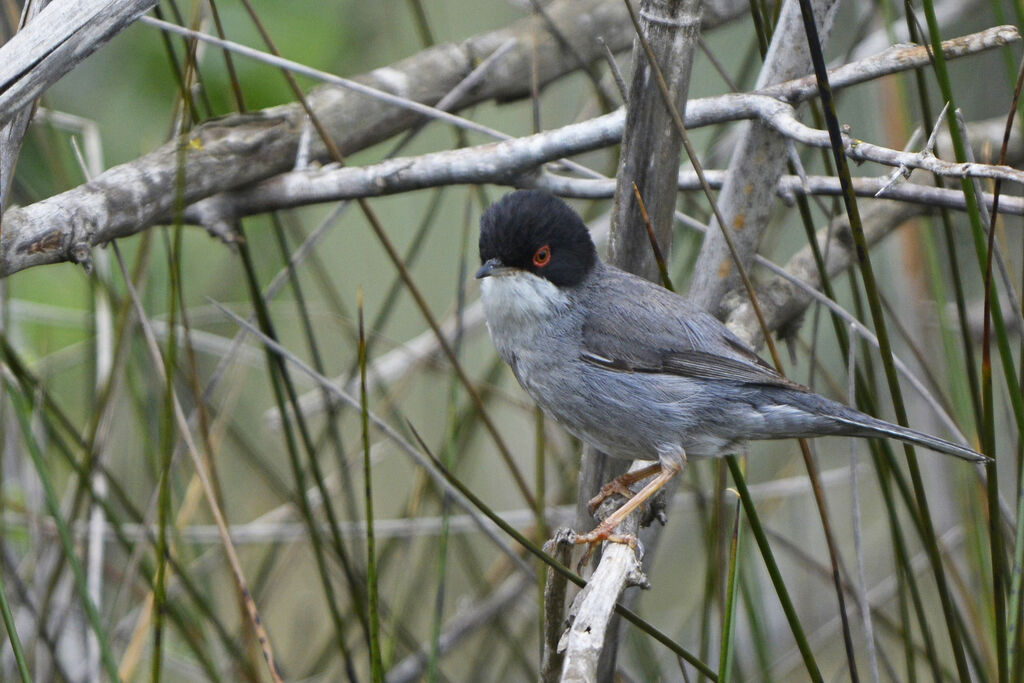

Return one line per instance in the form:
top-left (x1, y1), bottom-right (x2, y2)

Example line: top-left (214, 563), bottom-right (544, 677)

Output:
top-left (475, 189), bottom-right (987, 547)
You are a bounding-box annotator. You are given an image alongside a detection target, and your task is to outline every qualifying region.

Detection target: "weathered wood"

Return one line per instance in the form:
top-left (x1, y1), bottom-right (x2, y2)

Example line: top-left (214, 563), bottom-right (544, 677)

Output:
top-left (607, 0), bottom-right (703, 282)
top-left (1, 0), bottom-right (48, 214)
top-left (558, 508), bottom-right (647, 682)
top-left (570, 1), bottom-right (703, 680)
top-left (0, 22), bottom-right (1016, 277)
top-left (688, 0), bottom-right (839, 314)
top-left (0, 0), bottom-right (159, 125)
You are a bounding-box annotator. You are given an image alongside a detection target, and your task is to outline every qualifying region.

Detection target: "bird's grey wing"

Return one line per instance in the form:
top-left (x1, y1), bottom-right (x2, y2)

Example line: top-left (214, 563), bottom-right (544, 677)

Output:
top-left (578, 268), bottom-right (806, 390)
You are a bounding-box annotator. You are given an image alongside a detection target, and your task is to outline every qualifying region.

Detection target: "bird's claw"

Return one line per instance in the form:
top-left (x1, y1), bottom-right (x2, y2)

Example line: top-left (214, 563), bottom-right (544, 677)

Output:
top-left (586, 480), bottom-right (635, 515)
top-left (571, 524), bottom-right (639, 571)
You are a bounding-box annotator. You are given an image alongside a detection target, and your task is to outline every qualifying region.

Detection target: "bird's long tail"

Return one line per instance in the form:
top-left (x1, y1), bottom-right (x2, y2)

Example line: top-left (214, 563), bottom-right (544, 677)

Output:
top-left (830, 404), bottom-right (987, 463)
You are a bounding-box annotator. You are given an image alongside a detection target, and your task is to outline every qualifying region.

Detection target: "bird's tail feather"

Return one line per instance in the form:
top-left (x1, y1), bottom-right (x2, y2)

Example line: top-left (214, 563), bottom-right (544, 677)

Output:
top-left (832, 409), bottom-right (988, 463)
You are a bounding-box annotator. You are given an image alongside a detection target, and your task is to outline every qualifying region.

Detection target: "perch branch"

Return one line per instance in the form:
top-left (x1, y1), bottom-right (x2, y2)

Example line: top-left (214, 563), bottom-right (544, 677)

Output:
top-left (0, 24), bottom-right (1016, 276)
top-left (557, 503), bottom-right (648, 682)
top-left (569, 0), bottom-right (702, 679)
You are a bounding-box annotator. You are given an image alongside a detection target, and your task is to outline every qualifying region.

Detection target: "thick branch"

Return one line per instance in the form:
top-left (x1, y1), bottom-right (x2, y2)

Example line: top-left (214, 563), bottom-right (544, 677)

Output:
top-left (607, 0), bottom-right (701, 281)
top-left (572, 1), bottom-right (702, 679)
top-left (0, 0), bottom-right (746, 275)
top-left (688, 0), bottom-right (839, 313)
top-left (181, 111), bottom-right (625, 230)
top-left (0, 24), bottom-right (1014, 277)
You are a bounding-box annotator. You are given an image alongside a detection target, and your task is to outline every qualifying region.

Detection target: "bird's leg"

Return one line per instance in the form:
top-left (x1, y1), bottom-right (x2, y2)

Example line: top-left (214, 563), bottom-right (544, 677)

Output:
top-left (586, 463), bottom-right (663, 514)
top-left (574, 451), bottom-right (685, 548)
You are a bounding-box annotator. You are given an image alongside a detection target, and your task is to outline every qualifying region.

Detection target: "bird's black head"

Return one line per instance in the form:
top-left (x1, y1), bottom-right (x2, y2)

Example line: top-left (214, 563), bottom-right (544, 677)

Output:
top-left (476, 190), bottom-right (598, 288)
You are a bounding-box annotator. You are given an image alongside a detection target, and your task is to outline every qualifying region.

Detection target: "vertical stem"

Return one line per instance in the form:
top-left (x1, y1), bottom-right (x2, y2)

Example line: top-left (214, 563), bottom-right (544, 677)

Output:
top-left (359, 289), bottom-right (384, 682)
top-left (0, 568), bottom-right (31, 683)
top-left (608, 0), bottom-right (702, 282)
top-left (727, 456), bottom-right (822, 682)
top-left (580, 3), bottom-right (702, 675)
top-left (718, 493), bottom-right (742, 683)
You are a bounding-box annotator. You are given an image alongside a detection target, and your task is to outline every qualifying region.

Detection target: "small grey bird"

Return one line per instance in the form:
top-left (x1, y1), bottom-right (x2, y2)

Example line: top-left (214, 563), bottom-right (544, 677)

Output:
top-left (476, 189), bottom-right (986, 545)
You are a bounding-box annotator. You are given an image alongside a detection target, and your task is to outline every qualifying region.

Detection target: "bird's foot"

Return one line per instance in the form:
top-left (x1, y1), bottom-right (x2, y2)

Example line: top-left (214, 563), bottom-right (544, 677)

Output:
top-left (572, 523), bottom-right (638, 570)
top-left (586, 463), bottom-right (662, 515)
top-left (572, 524), bottom-right (638, 548)
top-left (586, 480), bottom-right (635, 515)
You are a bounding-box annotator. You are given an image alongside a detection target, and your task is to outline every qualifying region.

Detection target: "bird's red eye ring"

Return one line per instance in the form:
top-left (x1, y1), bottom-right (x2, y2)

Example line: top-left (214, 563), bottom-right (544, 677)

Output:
top-left (532, 244), bottom-right (551, 267)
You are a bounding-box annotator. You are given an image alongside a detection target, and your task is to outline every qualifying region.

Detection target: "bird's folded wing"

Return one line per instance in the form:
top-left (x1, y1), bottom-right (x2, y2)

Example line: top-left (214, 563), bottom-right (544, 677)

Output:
top-left (578, 273), bottom-right (806, 391)
top-left (580, 344), bottom-right (806, 389)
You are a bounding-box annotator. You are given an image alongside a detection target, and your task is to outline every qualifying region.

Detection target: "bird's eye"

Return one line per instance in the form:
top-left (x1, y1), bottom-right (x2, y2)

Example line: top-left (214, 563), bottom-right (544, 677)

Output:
top-left (532, 245), bottom-right (551, 267)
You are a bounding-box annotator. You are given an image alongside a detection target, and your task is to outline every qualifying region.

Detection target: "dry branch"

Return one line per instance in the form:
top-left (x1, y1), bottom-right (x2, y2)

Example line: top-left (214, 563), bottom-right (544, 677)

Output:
top-left (0, 0), bottom-right (159, 126)
top-left (688, 0), bottom-right (839, 312)
top-left (544, 167), bottom-right (1024, 214)
top-left (0, 0), bottom-right (747, 275)
top-left (558, 525), bottom-right (647, 682)
top-left (567, 0), bottom-right (702, 678)
top-left (1, 23), bottom-right (1016, 277)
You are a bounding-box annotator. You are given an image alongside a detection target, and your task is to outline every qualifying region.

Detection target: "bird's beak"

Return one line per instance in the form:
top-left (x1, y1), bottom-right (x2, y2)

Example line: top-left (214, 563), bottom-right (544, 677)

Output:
top-left (475, 257), bottom-right (511, 279)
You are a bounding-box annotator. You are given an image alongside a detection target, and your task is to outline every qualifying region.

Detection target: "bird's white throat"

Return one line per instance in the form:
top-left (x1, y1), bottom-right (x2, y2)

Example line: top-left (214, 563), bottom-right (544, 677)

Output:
top-left (479, 270), bottom-right (568, 327)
